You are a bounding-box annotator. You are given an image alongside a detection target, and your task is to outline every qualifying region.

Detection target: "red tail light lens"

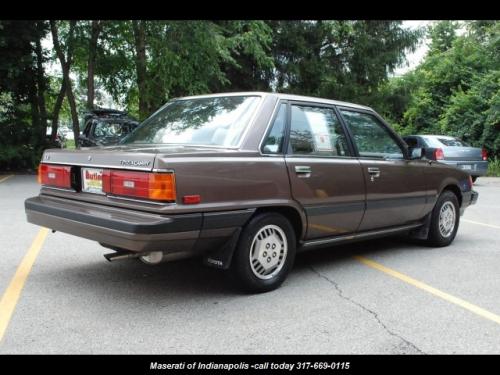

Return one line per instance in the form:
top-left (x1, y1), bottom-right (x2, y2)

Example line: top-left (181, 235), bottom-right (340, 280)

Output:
top-left (103, 171), bottom-right (176, 202)
top-left (482, 148), bottom-right (488, 161)
top-left (38, 164), bottom-right (72, 189)
top-left (434, 148), bottom-right (444, 160)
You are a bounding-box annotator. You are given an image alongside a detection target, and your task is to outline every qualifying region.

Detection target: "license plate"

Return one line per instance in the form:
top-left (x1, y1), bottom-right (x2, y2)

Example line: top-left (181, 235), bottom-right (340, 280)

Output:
top-left (82, 168), bottom-right (104, 194)
top-left (460, 165), bottom-right (472, 170)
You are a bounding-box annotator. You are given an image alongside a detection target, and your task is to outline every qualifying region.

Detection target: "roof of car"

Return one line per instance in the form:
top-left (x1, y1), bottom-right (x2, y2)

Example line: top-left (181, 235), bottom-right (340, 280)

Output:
top-left (175, 92), bottom-right (373, 111)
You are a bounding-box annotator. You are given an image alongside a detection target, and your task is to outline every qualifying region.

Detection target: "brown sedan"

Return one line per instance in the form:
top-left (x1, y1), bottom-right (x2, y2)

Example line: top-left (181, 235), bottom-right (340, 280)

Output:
top-left (25, 92), bottom-right (478, 292)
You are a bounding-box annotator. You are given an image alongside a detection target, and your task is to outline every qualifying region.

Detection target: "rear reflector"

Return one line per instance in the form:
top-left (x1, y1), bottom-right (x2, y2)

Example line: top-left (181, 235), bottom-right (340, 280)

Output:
top-left (182, 195), bottom-right (201, 205)
top-left (38, 164), bottom-right (72, 189)
top-left (434, 148), bottom-right (444, 160)
top-left (103, 170), bottom-right (176, 202)
top-left (482, 148), bottom-right (488, 161)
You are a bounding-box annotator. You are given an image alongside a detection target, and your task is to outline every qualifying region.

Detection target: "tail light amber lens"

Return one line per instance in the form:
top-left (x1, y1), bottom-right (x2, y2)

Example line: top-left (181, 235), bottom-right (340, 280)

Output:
top-left (103, 171), bottom-right (176, 202)
top-left (434, 148), bottom-right (444, 160)
top-left (38, 164), bottom-right (72, 189)
top-left (482, 148), bottom-right (488, 161)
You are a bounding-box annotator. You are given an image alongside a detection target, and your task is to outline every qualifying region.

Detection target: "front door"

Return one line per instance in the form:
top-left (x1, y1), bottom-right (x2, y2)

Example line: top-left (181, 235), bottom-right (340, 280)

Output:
top-left (338, 108), bottom-right (427, 231)
top-left (284, 103), bottom-right (365, 239)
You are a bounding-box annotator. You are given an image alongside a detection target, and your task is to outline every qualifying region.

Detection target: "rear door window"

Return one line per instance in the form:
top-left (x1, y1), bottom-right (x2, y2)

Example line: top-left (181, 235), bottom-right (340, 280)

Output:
top-left (288, 105), bottom-right (351, 157)
top-left (262, 103), bottom-right (286, 154)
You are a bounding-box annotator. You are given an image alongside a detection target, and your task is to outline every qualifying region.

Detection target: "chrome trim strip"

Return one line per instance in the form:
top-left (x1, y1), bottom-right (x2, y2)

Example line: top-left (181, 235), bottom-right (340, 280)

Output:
top-left (106, 194), bottom-right (176, 206)
top-left (40, 161), bottom-right (152, 171)
top-left (302, 223), bottom-right (422, 248)
top-left (41, 186), bottom-right (76, 193)
top-left (151, 168), bottom-right (175, 173)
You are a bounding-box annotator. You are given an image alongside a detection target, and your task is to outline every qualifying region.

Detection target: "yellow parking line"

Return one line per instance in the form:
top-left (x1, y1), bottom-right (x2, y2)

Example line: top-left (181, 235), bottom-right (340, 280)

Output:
top-left (0, 228), bottom-right (49, 342)
top-left (0, 175), bottom-right (13, 184)
top-left (462, 219), bottom-right (500, 230)
top-left (354, 255), bottom-right (500, 326)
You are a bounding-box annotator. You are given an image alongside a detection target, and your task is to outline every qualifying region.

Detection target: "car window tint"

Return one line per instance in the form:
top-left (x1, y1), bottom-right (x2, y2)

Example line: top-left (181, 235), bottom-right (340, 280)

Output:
top-left (262, 103), bottom-right (286, 154)
top-left (340, 110), bottom-right (403, 159)
top-left (289, 105), bottom-right (350, 157)
top-left (437, 138), bottom-right (470, 147)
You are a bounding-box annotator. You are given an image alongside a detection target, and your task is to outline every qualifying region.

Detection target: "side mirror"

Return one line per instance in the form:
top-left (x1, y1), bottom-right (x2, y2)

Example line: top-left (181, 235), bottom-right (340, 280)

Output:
top-left (409, 147), bottom-right (424, 160)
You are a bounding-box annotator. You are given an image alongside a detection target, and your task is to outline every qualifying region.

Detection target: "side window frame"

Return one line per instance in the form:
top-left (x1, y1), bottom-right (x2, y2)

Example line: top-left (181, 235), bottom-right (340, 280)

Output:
top-left (336, 106), bottom-right (409, 160)
top-left (285, 100), bottom-right (356, 159)
top-left (260, 100), bottom-right (289, 155)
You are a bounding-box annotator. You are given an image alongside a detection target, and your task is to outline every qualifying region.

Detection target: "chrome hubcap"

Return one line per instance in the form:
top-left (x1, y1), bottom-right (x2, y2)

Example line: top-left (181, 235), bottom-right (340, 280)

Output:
top-left (439, 201), bottom-right (456, 238)
top-left (249, 225), bottom-right (288, 280)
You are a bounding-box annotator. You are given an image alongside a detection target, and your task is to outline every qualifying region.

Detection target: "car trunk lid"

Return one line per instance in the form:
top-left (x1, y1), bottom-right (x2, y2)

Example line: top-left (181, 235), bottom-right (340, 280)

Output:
top-left (442, 146), bottom-right (483, 161)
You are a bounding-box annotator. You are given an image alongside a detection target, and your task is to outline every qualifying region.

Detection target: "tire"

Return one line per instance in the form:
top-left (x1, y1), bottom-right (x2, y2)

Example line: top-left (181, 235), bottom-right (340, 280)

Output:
top-left (230, 212), bottom-right (296, 293)
top-left (472, 176), bottom-right (478, 183)
top-left (425, 190), bottom-right (460, 247)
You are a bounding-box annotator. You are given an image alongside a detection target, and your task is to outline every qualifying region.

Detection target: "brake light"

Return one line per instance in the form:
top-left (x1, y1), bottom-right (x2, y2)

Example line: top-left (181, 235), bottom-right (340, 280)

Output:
top-left (482, 148), bottom-right (488, 161)
top-left (103, 171), bottom-right (176, 202)
top-left (38, 164), bottom-right (72, 189)
top-left (434, 148), bottom-right (444, 160)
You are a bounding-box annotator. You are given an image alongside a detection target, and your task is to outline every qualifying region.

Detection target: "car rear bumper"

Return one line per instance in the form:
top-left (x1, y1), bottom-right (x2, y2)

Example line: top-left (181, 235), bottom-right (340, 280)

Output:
top-left (460, 190), bottom-right (478, 215)
top-left (25, 195), bottom-right (253, 255)
top-left (440, 160), bottom-right (488, 176)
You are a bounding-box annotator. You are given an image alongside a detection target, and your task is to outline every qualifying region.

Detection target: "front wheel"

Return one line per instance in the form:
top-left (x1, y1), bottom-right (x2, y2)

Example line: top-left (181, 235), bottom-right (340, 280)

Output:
top-left (425, 190), bottom-right (460, 247)
top-left (230, 212), bottom-right (296, 293)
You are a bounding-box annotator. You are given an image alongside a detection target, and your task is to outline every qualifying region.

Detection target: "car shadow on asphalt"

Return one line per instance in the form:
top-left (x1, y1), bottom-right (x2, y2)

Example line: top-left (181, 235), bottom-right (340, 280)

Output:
top-left (38, 235), bottom-right (428, 301)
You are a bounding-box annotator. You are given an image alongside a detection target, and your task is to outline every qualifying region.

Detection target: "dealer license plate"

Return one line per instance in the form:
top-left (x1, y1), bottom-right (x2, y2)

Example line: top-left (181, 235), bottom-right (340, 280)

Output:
top-left (81, 168), bottom-right (104, 194)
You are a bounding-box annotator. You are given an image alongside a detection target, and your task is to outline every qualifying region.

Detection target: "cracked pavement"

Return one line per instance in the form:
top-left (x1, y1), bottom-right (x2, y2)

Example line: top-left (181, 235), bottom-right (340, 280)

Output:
top-left (1, 176), bottom-right (500, 354)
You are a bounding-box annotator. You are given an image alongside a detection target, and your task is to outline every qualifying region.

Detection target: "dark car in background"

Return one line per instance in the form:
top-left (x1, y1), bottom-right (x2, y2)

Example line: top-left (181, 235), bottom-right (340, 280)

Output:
top-left (78, 109), bottom-right (139, 147)
top-left (403, 135), bottom-right (488, 182)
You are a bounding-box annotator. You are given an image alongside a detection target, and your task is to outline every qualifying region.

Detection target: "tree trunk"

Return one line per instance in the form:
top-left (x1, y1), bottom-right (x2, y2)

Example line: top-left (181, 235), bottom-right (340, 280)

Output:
top-left (87, 20), bottom-right (102, 110)
top-left (50, 20), bottom-right (80, 147)
top-left (132, 20), bottom-right (148, 121)
top-left (51, 76), bottom-right (66, 141)
top-left (34, 22), bottom-right (49, 142)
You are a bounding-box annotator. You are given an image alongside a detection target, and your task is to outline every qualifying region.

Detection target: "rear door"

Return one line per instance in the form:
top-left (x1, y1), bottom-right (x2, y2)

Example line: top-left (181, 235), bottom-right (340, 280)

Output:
top-left (283, 102), bottom-right (365, 239)
top-left (338, 108), bottom-right (427, 231)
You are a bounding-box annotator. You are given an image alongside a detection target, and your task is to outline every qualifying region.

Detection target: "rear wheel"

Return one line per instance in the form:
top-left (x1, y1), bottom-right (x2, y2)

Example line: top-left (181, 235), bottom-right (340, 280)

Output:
top-left (230, 212), bottom-right (296, 293)
top-left (425, 190), bottom-right (460, 247)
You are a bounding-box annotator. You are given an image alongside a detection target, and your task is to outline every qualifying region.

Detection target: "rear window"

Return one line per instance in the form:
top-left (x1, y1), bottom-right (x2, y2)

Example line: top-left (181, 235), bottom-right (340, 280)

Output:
top-left (437, 138), bottom-right (470, 147)
top-left (122, 95), bottom-right (261, 147)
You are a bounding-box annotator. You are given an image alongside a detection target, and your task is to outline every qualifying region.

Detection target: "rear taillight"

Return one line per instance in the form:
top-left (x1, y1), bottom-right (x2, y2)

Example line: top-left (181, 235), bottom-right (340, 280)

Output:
top-left (434, 148), bottom-right (444, 160)
top-left (103, 170), bottom-right (176, 202)
top-left (38, 163), bottom-right (72, 189)
top-left (482, 148), bottom-right (488, 161)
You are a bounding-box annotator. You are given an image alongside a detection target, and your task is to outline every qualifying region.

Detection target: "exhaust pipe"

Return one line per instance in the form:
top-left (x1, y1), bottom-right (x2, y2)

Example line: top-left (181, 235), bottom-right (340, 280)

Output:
top-left (103, 251), bottom-right (140, 262)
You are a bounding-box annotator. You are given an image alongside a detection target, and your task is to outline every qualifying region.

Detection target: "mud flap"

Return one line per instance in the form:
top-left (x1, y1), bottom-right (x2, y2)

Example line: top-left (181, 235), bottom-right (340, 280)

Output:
top-left (202, 228), bottom-right (241, 270)
top-left (408, 213), bottom-right (432, 240)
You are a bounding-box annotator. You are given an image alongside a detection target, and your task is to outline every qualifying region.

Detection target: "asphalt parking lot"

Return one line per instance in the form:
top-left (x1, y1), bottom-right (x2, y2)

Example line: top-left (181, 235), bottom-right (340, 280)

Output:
top-left (0, 174), bottom-right (499, 354)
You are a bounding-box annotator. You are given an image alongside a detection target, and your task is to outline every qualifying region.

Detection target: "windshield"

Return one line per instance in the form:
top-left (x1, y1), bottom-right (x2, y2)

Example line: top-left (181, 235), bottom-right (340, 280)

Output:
top-left (122, 95), bottom-right (261, 147)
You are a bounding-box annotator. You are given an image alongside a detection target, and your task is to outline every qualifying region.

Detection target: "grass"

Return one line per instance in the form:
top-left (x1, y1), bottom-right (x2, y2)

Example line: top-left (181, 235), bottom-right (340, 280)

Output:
top-left (64, 139), bottom-right (76, 149)
top-left (487, 158), bottom-right (500, 177)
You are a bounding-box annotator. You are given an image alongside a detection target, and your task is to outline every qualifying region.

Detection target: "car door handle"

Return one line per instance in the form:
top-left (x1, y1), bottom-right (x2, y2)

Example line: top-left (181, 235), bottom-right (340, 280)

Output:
top-left (295, 165), bottom-right (312, 177)
top-left (367, 167), bottom-right (380, 181)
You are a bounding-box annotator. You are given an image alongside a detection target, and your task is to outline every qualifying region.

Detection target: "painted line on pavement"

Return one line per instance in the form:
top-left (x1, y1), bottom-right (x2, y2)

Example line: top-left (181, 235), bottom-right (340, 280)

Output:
top-left (354, 255), bottom-right (500, 326)
top-left (462, 219), bottom-right (500, 230)
top-left (0, 175), bottom-right (13, 184)
top-left (0, 228), bottom-right (49, 342)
